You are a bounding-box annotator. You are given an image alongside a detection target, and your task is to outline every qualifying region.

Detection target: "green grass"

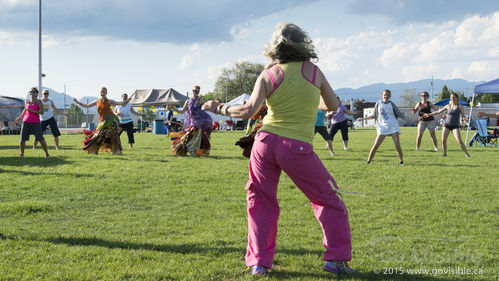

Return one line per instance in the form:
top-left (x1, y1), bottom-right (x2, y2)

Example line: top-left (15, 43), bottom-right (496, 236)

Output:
top-left (0, 128), bottom-right (497, 280)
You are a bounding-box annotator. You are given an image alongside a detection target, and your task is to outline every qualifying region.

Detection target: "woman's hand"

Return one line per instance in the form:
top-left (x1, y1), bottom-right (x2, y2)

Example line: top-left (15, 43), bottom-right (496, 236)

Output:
top-left (202, 100), bottom-right (221, 113)
top-left (423, 113), bottom-right (430, 118)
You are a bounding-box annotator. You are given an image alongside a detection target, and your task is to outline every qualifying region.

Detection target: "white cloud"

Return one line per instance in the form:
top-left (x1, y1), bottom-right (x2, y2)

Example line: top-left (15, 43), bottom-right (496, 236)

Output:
top-left (311, 12), bottom-right (499, 88)
top-left (0, 30), bottom-right (74, 47)
top-left (190, 44), bottom-right (201, 53)
top-left (0, 31), bottom-right (33, 46)
top-left (315, 30), bottom-right (394, 72)
top-left (380, 42), bottom-right (417, 67)
top-left (466, 61), bottom-right (498, 76)
top-left (179, 54), bottom-right (192, 70)
top-left (0, 0), bottom-right (32, 6)
top-left (178, 43), bottom-right (211, 69)
top-left (230, 25), bottom-right (251, 39)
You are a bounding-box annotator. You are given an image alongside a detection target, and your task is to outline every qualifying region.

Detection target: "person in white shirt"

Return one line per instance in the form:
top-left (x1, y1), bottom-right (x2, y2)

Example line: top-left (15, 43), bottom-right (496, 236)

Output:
top-left (114, 93), bottom-right (145, 149)
top-left (33, 89), bottom-right (69, 150)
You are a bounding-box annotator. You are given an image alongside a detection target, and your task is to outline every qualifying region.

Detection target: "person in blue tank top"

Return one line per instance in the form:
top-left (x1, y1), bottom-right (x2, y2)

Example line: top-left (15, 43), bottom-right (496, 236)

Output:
top-left (315, 110), bottom-right (334, 155)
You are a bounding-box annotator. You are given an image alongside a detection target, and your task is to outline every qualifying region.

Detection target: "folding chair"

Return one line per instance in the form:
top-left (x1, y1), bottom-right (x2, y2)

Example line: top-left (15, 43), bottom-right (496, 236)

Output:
top-left (0, 121), bottom-right (8, 135)
top-left (7, 120), bottom-right (20, 135)
top-left (475, 119), bottom-right (498, 147)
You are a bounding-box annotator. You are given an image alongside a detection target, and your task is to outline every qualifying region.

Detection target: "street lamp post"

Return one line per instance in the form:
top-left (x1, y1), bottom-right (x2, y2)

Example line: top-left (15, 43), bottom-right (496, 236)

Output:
top-left (38, 0), bottom-right (42, 97)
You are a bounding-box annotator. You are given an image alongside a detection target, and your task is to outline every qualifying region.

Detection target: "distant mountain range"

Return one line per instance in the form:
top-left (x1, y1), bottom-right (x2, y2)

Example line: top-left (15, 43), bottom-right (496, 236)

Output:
top-left (335, 78), bottom-right (484, 103)
top-left (4, 78), bottom-right (488, 107)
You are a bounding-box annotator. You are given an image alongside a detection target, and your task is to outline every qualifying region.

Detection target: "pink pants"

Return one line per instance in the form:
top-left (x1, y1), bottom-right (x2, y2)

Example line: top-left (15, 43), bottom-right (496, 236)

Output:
top-left (245, 131), bottom-right (352, 268)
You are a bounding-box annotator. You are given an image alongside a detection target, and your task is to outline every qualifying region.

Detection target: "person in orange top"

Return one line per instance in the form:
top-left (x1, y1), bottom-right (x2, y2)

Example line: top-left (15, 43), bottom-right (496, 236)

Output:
top-left (73, 87), bottom-right (130, 155)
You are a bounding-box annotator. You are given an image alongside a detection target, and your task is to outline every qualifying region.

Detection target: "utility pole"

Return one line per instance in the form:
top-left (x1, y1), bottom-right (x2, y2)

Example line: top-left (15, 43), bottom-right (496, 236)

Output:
top-left (430, 75), bottom-right (434, 100)
top-left (86, 99), bottom-right (89, 128)
top-left (64, 84), bottom-right (67, 128)
top-left (38, 0), bottom-right (42, 97)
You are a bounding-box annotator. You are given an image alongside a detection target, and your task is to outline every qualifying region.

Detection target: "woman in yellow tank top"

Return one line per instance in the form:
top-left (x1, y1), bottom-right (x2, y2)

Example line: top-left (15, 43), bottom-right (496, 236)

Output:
top-left (204, 23), bottom-right (354, 276)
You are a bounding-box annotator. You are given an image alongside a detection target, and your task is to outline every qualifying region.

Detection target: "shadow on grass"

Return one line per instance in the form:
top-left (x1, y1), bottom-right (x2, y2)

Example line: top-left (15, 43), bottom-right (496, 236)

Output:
top-left (43, 236), bottom-right (242, 254)
top-left (9, 236), bottom-right (478, 281)
top-left (0, 145), bottom-right (21, 149)
top-left (0, 156), bottom-right (71, 167)
top-left (108, 157), bottom-right (170, 163)
top-left (37, 236), bottom-right (329, 258)
top-left (209, 155), bottom-right (248, 160)
top-left (271, 270), bottom-right (475, 281)
top-left (322, 157), bottom-right (365, 162)
top-left (3, 169), bottom-right (94, 178)
top-left (423, 163), bottom-right (479, 168)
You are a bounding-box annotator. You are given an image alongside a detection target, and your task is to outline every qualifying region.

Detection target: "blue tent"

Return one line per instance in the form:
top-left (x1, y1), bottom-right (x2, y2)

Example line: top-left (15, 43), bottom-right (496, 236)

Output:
top-left (474, 78), bottom-right (499, 94)
top-left (434, 98), bottom-right (470, 107)
top-left (466, 78), bottom-right (499, 144)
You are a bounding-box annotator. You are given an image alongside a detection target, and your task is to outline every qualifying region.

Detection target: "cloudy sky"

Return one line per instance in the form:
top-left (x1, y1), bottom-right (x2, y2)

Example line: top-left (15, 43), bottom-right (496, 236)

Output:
top-left (1, 0), bottom-right (498, 100)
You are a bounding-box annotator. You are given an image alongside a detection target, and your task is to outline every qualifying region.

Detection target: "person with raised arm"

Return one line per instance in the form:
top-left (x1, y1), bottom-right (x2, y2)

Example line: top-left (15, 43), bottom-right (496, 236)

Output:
top-left (170, 85), bottom-right (212, 156)
top-left (478, 111), bottom-right (499, 118)
top-left (113, 93), bottom-right (145, 149)
top-left (357, 89), bottom-right (414, 164)
top-left (326, 96), bottom-right (359, 152)
top-left (423, 91), bottom-right (470, 158)
top-left (73, 87), bottom-right (130, 155)
top-left (203, 23), bottom-right (354, 276)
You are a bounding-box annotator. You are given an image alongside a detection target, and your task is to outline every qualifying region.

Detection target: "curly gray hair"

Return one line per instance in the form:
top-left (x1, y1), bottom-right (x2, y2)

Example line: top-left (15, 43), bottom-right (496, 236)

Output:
top-left (263, 23), bottom-right (318, 69)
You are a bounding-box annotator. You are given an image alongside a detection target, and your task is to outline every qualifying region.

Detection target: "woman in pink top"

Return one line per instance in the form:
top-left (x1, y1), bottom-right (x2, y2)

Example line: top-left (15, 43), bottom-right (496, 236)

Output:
top-left (15, 88), bottom-right (49, 157)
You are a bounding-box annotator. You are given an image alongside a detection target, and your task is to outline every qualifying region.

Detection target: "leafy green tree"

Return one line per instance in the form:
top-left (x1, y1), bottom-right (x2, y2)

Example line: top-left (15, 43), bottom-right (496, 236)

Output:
top-left (202, 91), bottom-right (217, 102)
top-left (142, 107), bottom-right (155, 123)
top-left (438, 85), bottom-right (451, 101)
top-left (399, 88), bottom-right (419, 107)
top-left (481, 93), bottom-right (499, 103)
top-left (67, 103), bottom-right (84, 126)
top-left (454, 90), bottom-right (470, 103)
top-left (353, 99), bottom-right (376, 119)
top-left (437, 85), bottom-right (470, 103)
top-left (212, 61), bottom-right (265, 102)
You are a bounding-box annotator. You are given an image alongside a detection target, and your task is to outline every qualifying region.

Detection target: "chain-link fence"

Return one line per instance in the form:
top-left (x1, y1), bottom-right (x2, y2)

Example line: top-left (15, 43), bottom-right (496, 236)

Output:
top-left (55, 113), bottom-right (97, 128)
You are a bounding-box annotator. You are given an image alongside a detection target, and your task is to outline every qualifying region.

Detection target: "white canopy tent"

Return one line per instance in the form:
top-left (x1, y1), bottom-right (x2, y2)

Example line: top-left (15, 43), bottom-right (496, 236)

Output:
top-left (0, 96), bottom-right (24, 122)
top-left (225, 94), bottom-right (250, 106)
top-left (129, 88), bottom-right (188, 107)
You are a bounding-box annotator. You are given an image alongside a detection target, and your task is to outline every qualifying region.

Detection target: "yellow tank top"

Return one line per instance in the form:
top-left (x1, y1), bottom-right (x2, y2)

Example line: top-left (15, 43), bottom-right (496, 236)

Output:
top-left (259, 62), bottom-right (321, 144)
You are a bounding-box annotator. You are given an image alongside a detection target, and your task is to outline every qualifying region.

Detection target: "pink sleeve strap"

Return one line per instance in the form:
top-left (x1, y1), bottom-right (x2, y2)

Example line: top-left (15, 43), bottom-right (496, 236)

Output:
top-left (267, 69), bottom-right (278, 90)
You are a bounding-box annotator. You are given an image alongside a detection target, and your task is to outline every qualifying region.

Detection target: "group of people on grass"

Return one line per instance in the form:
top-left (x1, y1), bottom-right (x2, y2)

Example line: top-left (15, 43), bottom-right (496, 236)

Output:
top-left (15, 87), bottom-right (146, 156)
top-left (12, 22), bottom-right (494, 277)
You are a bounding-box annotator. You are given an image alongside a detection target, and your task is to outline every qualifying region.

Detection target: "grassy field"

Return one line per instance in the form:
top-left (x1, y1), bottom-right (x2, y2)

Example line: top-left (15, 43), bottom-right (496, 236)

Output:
top-left (0, 128), bottom-right (497, 280)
